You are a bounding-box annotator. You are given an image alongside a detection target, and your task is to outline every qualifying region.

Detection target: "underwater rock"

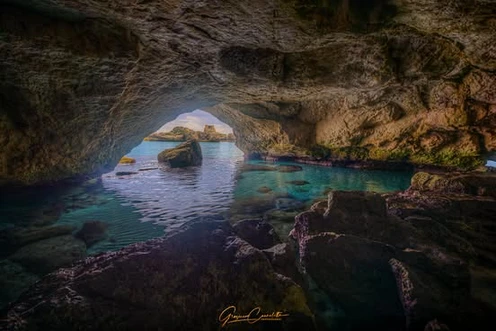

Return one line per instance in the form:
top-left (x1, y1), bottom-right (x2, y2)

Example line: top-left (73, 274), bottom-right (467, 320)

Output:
top-left (232, 219), bottom-right (281, 249)
top-left (286, 180), bottom-right (310, 186)
top-left (74, 221), bottom-right (108, 247)
top-left (9, 235), bottom-right (86, 275)
top-left (276, 165), bottom-right (303, 173)
top-left (118, 156), bottom-right (136, 164)
top-left (264, 209), bottom-right (299, 224)
top-left (4, 219), bottom-right (314, 331)
top-left (157, 140), bottom-right (202, 168)
top-left (239, 164), bottom-right (276, 172)
top-left (275, 198), bottom-right (305, 211)
top-left (0, 225), bottom-right (75, 255)
top-left (0, 260), bottom-right (39, 310)
top-left (257, 186), bottom-right (273, 194)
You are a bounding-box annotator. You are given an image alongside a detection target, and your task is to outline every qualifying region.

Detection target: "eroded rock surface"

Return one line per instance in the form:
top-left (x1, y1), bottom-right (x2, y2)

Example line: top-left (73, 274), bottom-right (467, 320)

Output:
top-left (157, 139), bottom-right (202, 167)
top-left (1, 0), bottom-right (495, 184)
top-left (3, 218), bottom-right (314, 331)
top-left (290, 172), bottom-right (496, 331)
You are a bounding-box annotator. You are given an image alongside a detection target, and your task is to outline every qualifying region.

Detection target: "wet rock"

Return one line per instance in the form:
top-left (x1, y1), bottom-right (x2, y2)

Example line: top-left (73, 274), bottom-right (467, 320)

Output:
top-left (232, 219), bottom-right (281, 249)
top-left (276, 165), bottom-right (303, 173)
top-left (300, 233), bottom-right (404, 330)
top-left (410, 172), bottom-right (496, 198)
top-left (239, 164), bottom-right (276, 172)
top-left (275, 198), bottom-right (305, 211)
top-left (262, 243), bottom-right (303, 286)
top-left (118, 156), bottom-right (136, 164)
top-left (257, 186), bottom-right (272, 194)
top-left (4, 219), bottom-right (314, 331)
top-left (157, 140), bottom-right (202, 168)
top-left (286, 180), bottom-right (310, 186)
top-left (74, 221), bottom-right (108, 247)
top-left (293, 191), bottom-right (416, 249)
top-left (115, 171), bottom-right (138, 176)
top-left (9, 235), bottom-right (87, 275)
top-left (389, 253), bottom-right (471, 331)
top-left (0, 260), bottom-right (39, 310)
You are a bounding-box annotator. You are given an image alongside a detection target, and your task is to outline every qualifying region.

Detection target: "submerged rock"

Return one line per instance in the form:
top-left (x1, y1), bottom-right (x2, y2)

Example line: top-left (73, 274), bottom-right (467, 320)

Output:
top-left (0, 225), bottom-right (75, 256)
top-left (74, 221), bottom-right (108, 247)
top-left (286, 180), bottom-right (310, 186)
top-left (157, 140), bottom-right (202, 168)
top-left (276, 165), bottom-right (303, 173)
top-left (4, 219), bottom-right (314, 331)
top-left (239, 164), bottom-right (276, 172)
top-left (9, 235), bottom-right (87, 275)
top-left (232, 219), bottom-right (281, 249)
top-left (257, 186), bottom-right (273, 194)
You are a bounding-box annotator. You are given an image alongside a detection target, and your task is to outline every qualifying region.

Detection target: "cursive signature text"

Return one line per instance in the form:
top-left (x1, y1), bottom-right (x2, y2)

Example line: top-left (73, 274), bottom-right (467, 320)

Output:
top-left (219, 305), bottom-right (290, 327)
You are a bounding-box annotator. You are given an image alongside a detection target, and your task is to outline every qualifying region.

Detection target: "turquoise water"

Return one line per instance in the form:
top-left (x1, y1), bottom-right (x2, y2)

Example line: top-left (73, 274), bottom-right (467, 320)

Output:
top-left (0, 141), bottom-right (414, 309)
top-left (2, 141), bottom-right (413, 256)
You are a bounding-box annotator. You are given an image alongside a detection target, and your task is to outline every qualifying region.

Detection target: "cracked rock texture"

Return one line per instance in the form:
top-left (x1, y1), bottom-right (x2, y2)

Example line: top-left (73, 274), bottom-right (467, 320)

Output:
top-left (1, 0), bottom-right (495, 184)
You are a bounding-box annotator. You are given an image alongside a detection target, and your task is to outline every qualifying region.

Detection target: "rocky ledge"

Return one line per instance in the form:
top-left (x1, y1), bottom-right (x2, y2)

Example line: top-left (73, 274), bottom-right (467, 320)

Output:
top-left (145, 125), bottom-right (235, 142)
top-left (291, 171), bottom-right (496, 331)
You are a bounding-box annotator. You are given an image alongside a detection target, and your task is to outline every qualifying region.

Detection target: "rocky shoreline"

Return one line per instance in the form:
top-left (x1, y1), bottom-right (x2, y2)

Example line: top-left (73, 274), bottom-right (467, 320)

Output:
top-left (2, 171), bottom-right (495, 330)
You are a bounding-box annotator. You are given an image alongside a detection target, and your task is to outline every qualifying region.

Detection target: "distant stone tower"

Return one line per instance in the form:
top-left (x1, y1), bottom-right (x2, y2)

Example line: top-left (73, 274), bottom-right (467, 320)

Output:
top-left (203, 125), bottom-right (217, 134)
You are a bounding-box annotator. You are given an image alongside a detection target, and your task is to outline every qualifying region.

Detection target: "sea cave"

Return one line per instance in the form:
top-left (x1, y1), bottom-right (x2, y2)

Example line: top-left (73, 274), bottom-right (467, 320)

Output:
top-left (0, 0), bottom-right (496, 330)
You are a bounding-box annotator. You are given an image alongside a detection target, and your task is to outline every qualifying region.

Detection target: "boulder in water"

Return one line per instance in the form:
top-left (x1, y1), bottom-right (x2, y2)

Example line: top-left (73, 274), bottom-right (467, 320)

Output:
top-left (157, 140), bottom-right (202, 168)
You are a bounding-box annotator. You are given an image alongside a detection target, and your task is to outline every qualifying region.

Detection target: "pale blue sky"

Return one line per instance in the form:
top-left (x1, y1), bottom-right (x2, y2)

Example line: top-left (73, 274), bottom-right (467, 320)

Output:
top-left (158, 109), bottom-right (233, 134)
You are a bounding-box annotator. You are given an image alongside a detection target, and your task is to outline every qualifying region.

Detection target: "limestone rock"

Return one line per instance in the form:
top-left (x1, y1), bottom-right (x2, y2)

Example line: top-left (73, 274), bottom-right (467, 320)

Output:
top-left (4, 219), bottom-right (314, 331)
top-left (1, 0), bottom-right (495, 184)
top-left (157, 140), bottom-right (202, 168)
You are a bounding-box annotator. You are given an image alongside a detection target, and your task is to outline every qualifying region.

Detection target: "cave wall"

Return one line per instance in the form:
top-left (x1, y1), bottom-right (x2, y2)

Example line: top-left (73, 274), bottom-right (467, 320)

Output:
top-left (0, 0), bottom-right (495, 184)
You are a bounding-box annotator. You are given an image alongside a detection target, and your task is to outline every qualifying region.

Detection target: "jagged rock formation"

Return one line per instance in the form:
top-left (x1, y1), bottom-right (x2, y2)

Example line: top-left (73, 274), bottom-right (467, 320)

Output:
top-left (291, 172), bottom-right (496, 330)
top-left (1, 0), bottom-right (495, 184)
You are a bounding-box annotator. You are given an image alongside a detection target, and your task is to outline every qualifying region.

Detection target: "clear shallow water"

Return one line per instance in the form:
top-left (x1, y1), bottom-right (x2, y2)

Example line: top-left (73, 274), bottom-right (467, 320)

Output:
top-left (2, 141), bottom-right (414, 256)
top-left (0, 141), bottom-right (414, 309)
